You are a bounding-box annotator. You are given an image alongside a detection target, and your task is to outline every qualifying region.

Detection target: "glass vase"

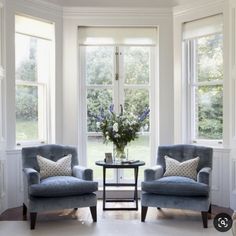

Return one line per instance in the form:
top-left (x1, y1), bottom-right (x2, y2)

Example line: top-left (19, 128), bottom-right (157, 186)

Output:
top-left (114, 145), bottom-right (126, 162)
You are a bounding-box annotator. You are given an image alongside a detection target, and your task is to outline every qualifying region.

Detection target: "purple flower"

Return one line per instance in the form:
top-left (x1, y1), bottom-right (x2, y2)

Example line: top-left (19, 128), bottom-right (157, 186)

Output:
top-left (139, 108), bottom-right (150, 121)
top-left (109, 104), bottom-right (114, 113)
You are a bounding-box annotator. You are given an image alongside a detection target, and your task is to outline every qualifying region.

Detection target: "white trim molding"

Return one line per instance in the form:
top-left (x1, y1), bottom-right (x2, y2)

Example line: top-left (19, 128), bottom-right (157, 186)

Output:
top-left (7, 0), bottom-right (62, 18)
top-left (173, 0), bottom-right (225, 18)
top-left (63, 7), bottom-right (172, 19)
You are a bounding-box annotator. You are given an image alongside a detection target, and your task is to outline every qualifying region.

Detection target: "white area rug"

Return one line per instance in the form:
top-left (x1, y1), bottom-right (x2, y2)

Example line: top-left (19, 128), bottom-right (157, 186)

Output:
top-left (0, 218), bottom-right (233, 236)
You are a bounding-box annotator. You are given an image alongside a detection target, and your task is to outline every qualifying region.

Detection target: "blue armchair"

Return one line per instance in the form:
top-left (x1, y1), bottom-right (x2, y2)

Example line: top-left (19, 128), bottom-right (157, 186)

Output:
top-left (141, 144), bottom-right (212, 228)
top-left (22, 144), bottom-right (98, 229)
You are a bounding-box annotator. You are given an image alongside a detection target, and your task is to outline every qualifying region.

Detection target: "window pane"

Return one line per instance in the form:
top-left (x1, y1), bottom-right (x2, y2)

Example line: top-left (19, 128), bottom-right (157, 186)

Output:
top-left (15, 33), bottom-right (51, 83)
top-left (124, 46), bottom-right (150, 84)
top-left (194, 85), bottom-right (223, 139)
top-left (16, 85), bottom-right (38, 141)
top-left (87, 89), bottom-right (113, 132)
top-left (85, 46), bottom-right (114, 85)
top-left (124, 89), bottom-right (149, 131)
top-left (196, 33), bottom-right (223, 82)
top-left (87, 135), bottom-right (114, 180)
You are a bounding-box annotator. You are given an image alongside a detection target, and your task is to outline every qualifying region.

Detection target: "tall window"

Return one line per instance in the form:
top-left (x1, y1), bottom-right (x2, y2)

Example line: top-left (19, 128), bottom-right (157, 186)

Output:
top-left (184, 15), bottom-right (223, 143)
top-left (79, 27), bottom-right (156, 182)
top-left (15, 15), bottom-right (54, 144)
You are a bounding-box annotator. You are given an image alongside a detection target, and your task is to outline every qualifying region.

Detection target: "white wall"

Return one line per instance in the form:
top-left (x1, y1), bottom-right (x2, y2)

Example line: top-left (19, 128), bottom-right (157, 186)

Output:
top-left (0, 0), bottom-right (7, 214)
top-left (228, 0), bottom-right (236, 210)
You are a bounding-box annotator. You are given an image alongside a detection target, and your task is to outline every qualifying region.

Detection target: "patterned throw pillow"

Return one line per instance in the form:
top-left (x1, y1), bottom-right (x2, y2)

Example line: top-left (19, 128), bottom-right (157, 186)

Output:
top-left (163, 156), bottom-right (199, 180)
top-left (37, 154), bottom-right (72, 179)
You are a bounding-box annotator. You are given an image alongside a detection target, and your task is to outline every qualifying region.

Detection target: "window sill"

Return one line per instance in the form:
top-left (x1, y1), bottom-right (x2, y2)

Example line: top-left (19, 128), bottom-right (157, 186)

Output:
top-left (192, 139), bottom-right (223, 147)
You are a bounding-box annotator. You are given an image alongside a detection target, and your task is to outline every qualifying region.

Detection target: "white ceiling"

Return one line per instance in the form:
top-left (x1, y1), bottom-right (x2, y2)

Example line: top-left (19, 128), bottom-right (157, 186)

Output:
top-left (43, 0), bottom-right (199, 8)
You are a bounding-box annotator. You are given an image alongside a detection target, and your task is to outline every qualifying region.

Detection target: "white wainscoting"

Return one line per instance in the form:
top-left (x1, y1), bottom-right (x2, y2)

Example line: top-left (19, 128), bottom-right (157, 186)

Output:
top-left (5, 147), bottom-right (231, 209)
top-left (211, 148), bottom-right (230, 208)
top-left (6, 149), bottom-right (23, 209)
top-left (0, 146), bottom-right (7, 214)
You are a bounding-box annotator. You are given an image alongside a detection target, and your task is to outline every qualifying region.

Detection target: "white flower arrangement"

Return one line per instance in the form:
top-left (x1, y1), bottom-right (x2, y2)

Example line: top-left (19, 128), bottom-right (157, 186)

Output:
top-left (96, 104), bottom-right (150, 151)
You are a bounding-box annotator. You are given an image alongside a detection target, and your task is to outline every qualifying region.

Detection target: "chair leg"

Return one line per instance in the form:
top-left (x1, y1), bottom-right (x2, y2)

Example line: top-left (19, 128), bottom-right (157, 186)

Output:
top-left (30, 212), bottom-right (37, 230)
top-left (23, 203), bottom-right (27, 220)
top-left (208, 204), bottom-right (212, 219)
top-left (201, 211), bottom-right (208, 228)
top-left (141, 206), bottom-right (148, 222)
top-left (90, 206), bottom-right (97, 222)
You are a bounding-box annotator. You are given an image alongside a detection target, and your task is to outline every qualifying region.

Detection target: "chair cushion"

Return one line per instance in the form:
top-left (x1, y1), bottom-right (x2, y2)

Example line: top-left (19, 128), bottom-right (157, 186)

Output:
top-left (37, 154), bottom-right (72, 179)
top-left (163, 156), bottom-right (199, 180)
top-left (29, 176), bottom-right (98, 197)
top-left (142, 176), bottom-right (209, 197)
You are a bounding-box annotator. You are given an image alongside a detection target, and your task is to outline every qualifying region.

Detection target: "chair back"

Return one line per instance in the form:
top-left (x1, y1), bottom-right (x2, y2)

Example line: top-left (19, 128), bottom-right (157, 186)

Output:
top-left (157, 144), bottom-right (212, 172)
top-left (22, 144), bottom-right (78, 171)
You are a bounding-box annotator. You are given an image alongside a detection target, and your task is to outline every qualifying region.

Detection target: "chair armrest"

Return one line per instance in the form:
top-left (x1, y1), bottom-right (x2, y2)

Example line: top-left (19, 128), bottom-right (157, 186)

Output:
top-left (144, 165), bottom-right (164, 181)
top-left (72, 165), bottom-right (93, 181)
top-left (23, 168), bottom-right (40, 185)
top-left (197, 167), bottom-right (211, 185)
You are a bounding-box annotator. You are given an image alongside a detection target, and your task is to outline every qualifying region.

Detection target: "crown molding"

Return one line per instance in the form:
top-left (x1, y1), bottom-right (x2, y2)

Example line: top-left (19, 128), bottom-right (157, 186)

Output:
top-left (8, 0), bottom-right (62, 18)
top-left (173, 0), bottom-right (225, 17)
top-left (63, 7), bottom-right (172, 19)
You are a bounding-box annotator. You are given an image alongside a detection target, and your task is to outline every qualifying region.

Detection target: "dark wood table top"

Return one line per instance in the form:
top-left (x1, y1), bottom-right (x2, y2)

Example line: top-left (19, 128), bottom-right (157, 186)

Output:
top-left (95, 160), bottom-right (145, 168)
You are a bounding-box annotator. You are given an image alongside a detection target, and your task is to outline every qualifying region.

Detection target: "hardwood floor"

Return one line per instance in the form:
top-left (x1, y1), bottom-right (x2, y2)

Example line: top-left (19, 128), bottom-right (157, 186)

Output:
top-left (0, 200), bottom-right (233, 221)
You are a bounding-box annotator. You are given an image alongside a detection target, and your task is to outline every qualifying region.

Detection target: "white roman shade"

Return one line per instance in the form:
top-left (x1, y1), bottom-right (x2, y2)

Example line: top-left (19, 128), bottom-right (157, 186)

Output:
top-left (78, 27), bottom-right (157, 45)
top-left (15, 15), bottom-right (54, 40)
top-left (183, 14), bottom-right (223, 40)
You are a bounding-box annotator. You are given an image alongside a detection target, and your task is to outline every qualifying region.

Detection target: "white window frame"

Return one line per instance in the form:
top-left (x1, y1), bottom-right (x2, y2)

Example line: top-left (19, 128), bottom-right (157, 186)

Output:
top-left (15, 20), bottom-right (54, 146)
top-left (185, 33), bottom-right (223, 147)
top-left (80, 44), bottom-right (155, 185)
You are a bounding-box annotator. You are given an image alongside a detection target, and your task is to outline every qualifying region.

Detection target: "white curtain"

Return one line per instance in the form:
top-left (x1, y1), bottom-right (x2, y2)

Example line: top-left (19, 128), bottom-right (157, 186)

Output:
top-left (15, 15), bottom-right (54, 40)
top-left (183, 14), bottom-right (223, 40)
top-left (78, 27), bottom-right (157, 45)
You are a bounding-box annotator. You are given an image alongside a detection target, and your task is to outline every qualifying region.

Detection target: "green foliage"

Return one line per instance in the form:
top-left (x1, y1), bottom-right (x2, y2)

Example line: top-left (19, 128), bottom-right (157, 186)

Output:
top-left (15, 85), bottom-right (38, 121)
top-left (124, 47), bottom-right (149, 84)
top-left (16, 120), bottom-right (38, 141)
top-left (87, 89), bottom-right (112, 132)
top-left (197, 85), bottom-right (223, 139)
top-left (86, 46), bottom-right (150, 132)
top-left (15, 38), bottom-right (38, 122)
top-left (86, 46), bottom-right (113, 85)
top-left (16, 59), bottom-right (37, 82)
top-left (195, 34), bottom-right (223, 139)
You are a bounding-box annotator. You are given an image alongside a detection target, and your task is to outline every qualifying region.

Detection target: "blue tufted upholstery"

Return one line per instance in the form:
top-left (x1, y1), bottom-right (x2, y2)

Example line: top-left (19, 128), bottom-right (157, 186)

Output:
top-left (141, 144), bottom-right (213, 228)
top-left (22, 145), bottom-right (98, 229)
top-left (29, 176), bottom-right (98, 197)
top-left (142, 176), bottom-right (209, 197)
